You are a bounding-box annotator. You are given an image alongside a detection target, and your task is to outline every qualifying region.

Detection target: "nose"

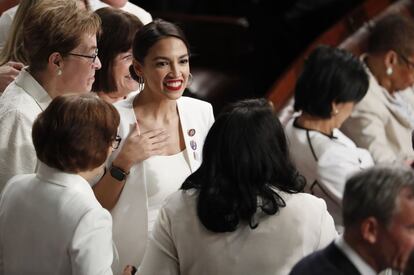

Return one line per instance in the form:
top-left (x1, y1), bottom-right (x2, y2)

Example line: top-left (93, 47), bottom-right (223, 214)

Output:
top-left (169, 62), bottom-right (180, 78)
top-left (94, 56), bottom-right (102, 70)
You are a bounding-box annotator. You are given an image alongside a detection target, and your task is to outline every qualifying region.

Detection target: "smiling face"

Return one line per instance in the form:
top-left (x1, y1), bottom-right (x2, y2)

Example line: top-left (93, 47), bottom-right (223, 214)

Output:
top-left (134, 37), bottom-right (190, 100)
top-left (60, 33), bottom-right (101, 94)
top-left (112, 49), bottom-right (139, 96)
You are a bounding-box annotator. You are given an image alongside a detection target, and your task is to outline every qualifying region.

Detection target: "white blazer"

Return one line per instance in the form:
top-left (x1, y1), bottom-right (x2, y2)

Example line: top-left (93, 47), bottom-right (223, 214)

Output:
top-left (106, 96), bottom-right (214, 273)
top-left (285, 118), bottom-right (374, 227)
top-left (138, 189), bottom-right (337, 275)
top-left (0, 163), bottom-right (114, 275)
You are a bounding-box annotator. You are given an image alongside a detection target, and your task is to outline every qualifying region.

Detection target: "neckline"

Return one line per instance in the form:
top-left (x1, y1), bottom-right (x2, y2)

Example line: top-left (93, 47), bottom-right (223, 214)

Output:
top-left (293, 118), bottom-right (337, 139)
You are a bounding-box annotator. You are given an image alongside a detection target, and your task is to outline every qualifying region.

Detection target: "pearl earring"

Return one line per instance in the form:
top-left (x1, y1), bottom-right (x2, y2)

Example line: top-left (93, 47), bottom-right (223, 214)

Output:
top-left (386, 67), bottom-right (393, 76)
top-left (57, 68), bottom-right (62, 76)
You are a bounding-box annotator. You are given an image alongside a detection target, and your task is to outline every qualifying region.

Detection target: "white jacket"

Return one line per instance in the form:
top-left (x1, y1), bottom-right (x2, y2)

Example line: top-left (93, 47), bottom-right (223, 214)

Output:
top-left (0, 163), bottom-right (115, 275)
top-left (105, 96), bottom-right (214, 273)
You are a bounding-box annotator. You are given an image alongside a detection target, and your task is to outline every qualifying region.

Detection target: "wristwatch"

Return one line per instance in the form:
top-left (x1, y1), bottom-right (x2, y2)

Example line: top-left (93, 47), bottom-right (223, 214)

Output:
top-left (109, 165), bottom-right (129, 182)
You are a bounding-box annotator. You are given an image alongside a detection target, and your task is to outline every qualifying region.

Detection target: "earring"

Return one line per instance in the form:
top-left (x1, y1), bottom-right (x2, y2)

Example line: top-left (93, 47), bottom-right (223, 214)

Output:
top-left (386, 67), bottom-right (393, 76)
top-left (138, 75), bottom-right (145, 92)
top-left (333, 109), bottom-right (339, 115)
top-left (187, 73), bottom-right (193, 88)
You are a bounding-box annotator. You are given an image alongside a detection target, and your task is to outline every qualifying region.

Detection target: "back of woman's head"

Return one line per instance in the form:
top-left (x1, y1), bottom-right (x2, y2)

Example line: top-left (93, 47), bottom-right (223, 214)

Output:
top-left (32, 94), bottom-right (120, 173)
top-left (294, 45), bottom-right (368, 118)
top-left (368, 14), bottom-right (414, 57)
top-left (93, 7), bottom-right (143, 93)
top-left (23, 0), bottom-right (100, 73)
top-left (182, 98), bottom-right (305, 232)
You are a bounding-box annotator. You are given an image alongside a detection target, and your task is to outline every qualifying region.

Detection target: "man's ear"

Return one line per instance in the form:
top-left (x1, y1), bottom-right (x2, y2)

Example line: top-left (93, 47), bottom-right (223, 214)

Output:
top-left (360, 217), bottom-right (380, 244)
top-left (49, 52), bottom-right (63, 69)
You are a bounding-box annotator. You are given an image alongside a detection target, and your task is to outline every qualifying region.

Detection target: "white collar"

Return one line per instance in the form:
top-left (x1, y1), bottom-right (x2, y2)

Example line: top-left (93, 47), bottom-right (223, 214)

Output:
top-left (335, 236), bottom-right (377, 275)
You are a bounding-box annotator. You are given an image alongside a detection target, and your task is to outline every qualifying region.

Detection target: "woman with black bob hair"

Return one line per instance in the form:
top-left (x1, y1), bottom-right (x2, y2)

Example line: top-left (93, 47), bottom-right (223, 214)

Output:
top-left (138, 98), bottom-right (336, 275)
top-left (285, 45), bottom-right (374, 229)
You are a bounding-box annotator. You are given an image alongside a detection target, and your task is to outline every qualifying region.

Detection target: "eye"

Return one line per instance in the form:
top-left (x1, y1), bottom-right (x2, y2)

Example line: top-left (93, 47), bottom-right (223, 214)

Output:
top-left (180, 58), bottom-right (189, 65)
top-left (122, 54), bottom-right (133, 61)
top-left (156, 61), bottom-right (169, 67)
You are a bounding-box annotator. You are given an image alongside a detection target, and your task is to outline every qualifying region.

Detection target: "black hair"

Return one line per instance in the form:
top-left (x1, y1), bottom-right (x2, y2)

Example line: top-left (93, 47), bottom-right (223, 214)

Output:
top-left (181, 98), bottom-right (305, 232)
top-left (294, 45), bottom-right (369, 118)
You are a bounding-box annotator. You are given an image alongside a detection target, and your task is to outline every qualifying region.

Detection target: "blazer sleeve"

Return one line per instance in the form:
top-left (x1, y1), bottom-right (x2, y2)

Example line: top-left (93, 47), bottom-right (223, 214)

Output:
top-left (138, 206), bottom-right (179, 275)
top-left (70, 208), bottom-right (114, 275)
top-left (0, 109), bottom-right (37, 190)
top-left (343, 110), bottom-right (398, 164)
top-left (316, 199), bottom-right (338, 249)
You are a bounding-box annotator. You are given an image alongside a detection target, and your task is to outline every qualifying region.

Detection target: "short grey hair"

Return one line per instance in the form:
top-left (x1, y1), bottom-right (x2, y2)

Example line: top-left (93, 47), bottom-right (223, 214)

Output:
top-left (342, 165), bottom-right (414, 228)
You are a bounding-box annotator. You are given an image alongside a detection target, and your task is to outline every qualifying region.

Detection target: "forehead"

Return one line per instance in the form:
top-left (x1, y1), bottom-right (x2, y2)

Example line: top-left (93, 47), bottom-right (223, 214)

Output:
top-left (73, 33), bottom-right (97, 52)
top-left (146, 37), bottom-right (188, 59)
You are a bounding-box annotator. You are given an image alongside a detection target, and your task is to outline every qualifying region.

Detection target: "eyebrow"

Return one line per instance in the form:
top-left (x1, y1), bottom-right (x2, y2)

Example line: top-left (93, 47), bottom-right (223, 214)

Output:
top-left (152, 54), bottom-right (189, 61)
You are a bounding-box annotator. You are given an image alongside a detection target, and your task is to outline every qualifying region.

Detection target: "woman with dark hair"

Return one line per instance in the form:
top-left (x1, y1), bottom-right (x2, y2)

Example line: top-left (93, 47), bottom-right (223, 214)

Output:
top-left (137, 98), bottom-right (336, 275)
top-left (93, 7), bottom-right (143, 103)
top-left (92, 19), bottom-right (214, 272)
top-left (0, 94), bottom-right (119, 274)
top-left (341, 15), bottom-right (414, 164)
top-left (285, 45), bottom-right (373, 228)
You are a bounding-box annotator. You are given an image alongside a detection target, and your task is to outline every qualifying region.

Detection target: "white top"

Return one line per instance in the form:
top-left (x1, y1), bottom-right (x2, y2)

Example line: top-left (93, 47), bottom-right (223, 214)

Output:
top-left (96, 95), bottom-right (214, 274)
top-left (285, 118), bottom-right (374, 226)
top-left (341, 60), bottom-right (414, 163)
top-left (0, 163), bottom-right (115, 275)
top-left (145, 149), bottom-right (191, 232)
top-left (138, 189), bottom-right (338, 275)
top-left (0, 69), bottom-right (52, 191)
top-left (335, 237), bottom-right (376, 275)
top-left (89, 0), bottom-right (152, 24)
top-left (0, 5), bottom-right (17, 51)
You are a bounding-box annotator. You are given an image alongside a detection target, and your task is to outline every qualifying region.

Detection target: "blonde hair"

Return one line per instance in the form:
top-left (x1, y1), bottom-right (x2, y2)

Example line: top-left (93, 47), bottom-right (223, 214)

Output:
top-left (0, 0), bottom-right (37, 65)
top-left (23, 0), bottom-right (100, 72)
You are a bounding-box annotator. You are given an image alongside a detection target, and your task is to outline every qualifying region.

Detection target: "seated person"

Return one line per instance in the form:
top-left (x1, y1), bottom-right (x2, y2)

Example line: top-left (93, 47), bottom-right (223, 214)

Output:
top-left (0, 94), bottom-right (119, 274)
top-left (341, 15), bottom-right (414, 164)
top-left (285, 45), bottom-right (374, 227)
top-left (290, 165), bottom-right (414, 275)
top-left (93, 7), bottom-right (143, 103)
top-left (138, 98), bottom-right (337, 275)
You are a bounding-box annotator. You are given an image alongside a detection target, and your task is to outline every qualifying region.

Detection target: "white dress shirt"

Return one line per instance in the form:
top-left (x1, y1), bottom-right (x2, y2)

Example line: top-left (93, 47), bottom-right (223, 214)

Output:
top-left (138, 189), bottom-right (338, 275)
top-left (0, 69), bottom-right (52, 191)
top-left (0, 163), bottom-right (115, 275)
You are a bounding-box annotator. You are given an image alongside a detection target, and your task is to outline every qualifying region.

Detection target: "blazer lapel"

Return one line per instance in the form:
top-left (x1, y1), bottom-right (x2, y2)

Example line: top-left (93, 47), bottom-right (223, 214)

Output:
top-left (177, 99), bottom-right (200, 173)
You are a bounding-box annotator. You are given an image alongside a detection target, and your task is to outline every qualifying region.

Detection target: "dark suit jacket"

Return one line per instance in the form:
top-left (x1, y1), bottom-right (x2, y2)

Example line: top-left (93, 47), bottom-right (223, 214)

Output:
top-left (289, 242), bottom-right (362, 275)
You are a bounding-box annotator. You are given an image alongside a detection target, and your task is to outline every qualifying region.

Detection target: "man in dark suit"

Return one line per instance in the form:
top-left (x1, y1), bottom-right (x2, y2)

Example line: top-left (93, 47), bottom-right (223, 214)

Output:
top-left (290, 166), bottom-right (414, 275)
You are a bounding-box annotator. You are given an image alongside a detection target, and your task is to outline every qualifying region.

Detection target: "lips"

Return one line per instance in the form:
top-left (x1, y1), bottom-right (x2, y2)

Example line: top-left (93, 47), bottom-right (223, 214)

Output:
top-left (164, 80), bottom-right (183, 91)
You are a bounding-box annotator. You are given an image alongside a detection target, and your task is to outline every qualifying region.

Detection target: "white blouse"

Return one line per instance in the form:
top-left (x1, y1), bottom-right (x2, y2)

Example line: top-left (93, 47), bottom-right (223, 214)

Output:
top-left (145, 149), bottom-right (191, 232)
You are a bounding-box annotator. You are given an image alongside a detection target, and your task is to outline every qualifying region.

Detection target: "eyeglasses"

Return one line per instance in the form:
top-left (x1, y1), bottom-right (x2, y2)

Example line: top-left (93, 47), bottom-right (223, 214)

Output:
top-left (68, 48), bottom-right (99, 63)
top-left (397, 52), bottom-right (414, 69)
top-left (112, 134), bottom-right (122, 150)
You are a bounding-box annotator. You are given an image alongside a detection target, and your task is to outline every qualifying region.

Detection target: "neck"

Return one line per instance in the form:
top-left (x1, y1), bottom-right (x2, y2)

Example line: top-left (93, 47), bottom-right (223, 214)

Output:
top-left (30, 69), bottom-right (62, 99)
top-left (365, 54), bottom-right (393, 94)
top-left (343, 230), bottom-right (382, 273)
top-left (134, 88), bottom-right (178, 121)
top-left (296, 114), bottom-right (335, 136)
top-left (78, 165), bottom-right (104, 182)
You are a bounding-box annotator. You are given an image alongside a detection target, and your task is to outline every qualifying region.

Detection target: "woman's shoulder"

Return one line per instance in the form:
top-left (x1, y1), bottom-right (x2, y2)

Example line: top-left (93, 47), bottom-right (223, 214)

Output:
top-left (178, 96), bottom-right (213, 110)
top-left (280, 192), bottom-right (330, 219)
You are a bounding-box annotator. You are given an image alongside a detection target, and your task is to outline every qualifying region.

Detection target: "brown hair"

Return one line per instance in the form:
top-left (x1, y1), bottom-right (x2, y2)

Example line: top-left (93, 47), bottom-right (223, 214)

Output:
top-left (23, 0), bottom-right (101, 72)
top-left (368, 14), bottom-right (414, 57)
top-left (92, 7), bottom-right (143, 93)
top-left (32, 94), bottom-right (120, 173)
